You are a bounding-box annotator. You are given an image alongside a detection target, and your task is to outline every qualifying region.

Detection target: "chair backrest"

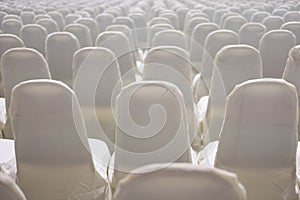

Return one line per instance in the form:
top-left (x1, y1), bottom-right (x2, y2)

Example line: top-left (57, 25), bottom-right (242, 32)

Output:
top-left (283, 44), bottom-right (300, 139)
top-left (160, 13), bottom-right (179, 29)
top-left (96, 31), bottom-right (135, 85)
top-left (250, 11), bottom-right (270, 23)
top-left (148, 24), bottom-right (174, 46)
top-left (239, 23), bottom-right (266, 49)
top-left (190, 23), bottom-right (219, 66)
top-left (36, 18), bottom-right (59, 34)
top-left (2, 19), bottom-right (22, 36)
top-left (272, 8), bottom-right (288, 17)
top-left (46, 32), bottom-right (80, 87)
top-left (48, 11), bottom-right (65, 31)
top-left (0, 172), bottom-right (27, 200)
top-left (114, 164), bottom-right (246, 200)
top-left (208, 45), bottom-right (263, 141)
top-left (202, 30), bottom-right (239, 87)
top-left (149, 17), bottom-right (172, 27)
top-left (65, 13), bottom-right (81, 25)
top-left (281, 22), bottom-right (300, 45)
top-left (262, 16), bottom-right (284, 31)
top-left (20, 24), bottom-right (47, 56)
top-left (72, 47), bottom-right (122, 152)
top-left (223, 16), bottom-right (247, 33)
top-left (185, 17), bottom-right (209, 36)
top-left (284, 11), bottom-right (300, 22)
top-left (20, 11), bottom-right (34, 25)
top-left (113, 81), bottom-right (191, 186)
top-left (95, 13), bottom-right (113, 33)
top-left (10, 79), bottom-right (106, 200)
top-left (215, 79), bottom-right (298, 200)
top-left (64, 24), bottom-right (92, 48)
top-left (113, 17), bottom-right (135, 29)
top-left (152, 30), bottom-right (188, 50)
top-left (0, 34), bottom-right (24, 57)
top-left (76, 18), bottom-right (99, 45)
top-left (259, 30), bottom-right (296, 78)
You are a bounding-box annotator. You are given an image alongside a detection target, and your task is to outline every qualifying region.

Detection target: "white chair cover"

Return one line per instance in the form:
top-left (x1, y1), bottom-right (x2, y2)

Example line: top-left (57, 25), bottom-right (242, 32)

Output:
top-left (239, 22), bottom-right (266, 49)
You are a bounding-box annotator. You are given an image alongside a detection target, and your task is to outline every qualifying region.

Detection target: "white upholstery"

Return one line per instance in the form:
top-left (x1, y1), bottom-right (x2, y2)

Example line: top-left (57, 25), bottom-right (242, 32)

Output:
top-left (96, 14), bottom-right (113, 33)
top-left (215, 79), bottom-right (298, 200)
top-left (223, 16), bottom-right (247, 33)
top-left (283, 45), bottom-right (300, 139)
top-left (1, 19), bottom-right (22, 36)
top-left (72, 47), bottom-right (122, 152)
top-left (0, 172), bottom-right (26, 200)
top-left (151, 30), bottom-right (188, 50)
top-left (239, 23), bottom-right (266, 49)
top-left (64, 24), bottom-right (92, 48)
top-left (76, 18), bottom-right (99, 45)
top-left (149, 17), bottom-right (172, 27)
top-left (185, 17), bottom-right (209, 36)
top-left (10, 80), bottom-right (107, 200)
top-left (201, 30), bottom-right (239, 87)
top-left (46, 32), bottom-right (80, 87)
top-left (96, 31), bottom-right (136, 85)
top-left (113, 81), bottom-right (192, 186)
top-left (281, 22), bottom-right (300, 45)
top-left (1, 47), bottom-right (51, 139)
top-left (114, 163), bottom-right (246, 200)
top-left (148, 24), bottom-right (174, 47)
top-left (190, 23), bottom-right (219, 68)
top-left (262, 16), bottom-right (284, 31)
top-left (259, 30), bottom-right (296, 78)
top-left (36, 18), bottom-right (59, 34)
top-left (65, 14), bottom-right (81, 25)
top-left (207, 45), bottom-right (263, 142)
top-left (20, 12), bottom-right (34, 25)
top-left (284, 11), bottom-right (300, 22)
top-left (21, 25), bottom-right (48, 56)
top-left (48, 11), bottom-right (65, 31)
top-left (250, 11), bottom-right (270, 23)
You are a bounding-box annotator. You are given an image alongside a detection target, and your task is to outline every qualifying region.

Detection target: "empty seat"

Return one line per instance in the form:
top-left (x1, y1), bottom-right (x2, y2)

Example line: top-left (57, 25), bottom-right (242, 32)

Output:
top-left (46, 32), bottom-right (80, 87)
top-left (36, 18), bottom-right (59, 34)
top-left (239, 23), bottom-right (266, 49)
top-left (148, 24), bottom-right (174, 47)
top-left (251, 11), bottom-right (270, 23)
top-left (1, 47), bottom-right (51, 139)
top-left (114, 164), bottom-right (246, 200)
top-left (48, 11), bottom-right (65, 31)
top-left (160, 13), bottom-right (179, 29)
top-left (215, 79), bottom-right (298, 200)
top-left (76, 18), bottom-right (99, 45)
top-left (207, 45), bottom-right (263, 142)
top-left (201, 30), bottom-right (239, 87)
top-left (262, 16), bottom-right (284, 31)
top-left (190, 23), bottom-right (219, 69)
top-left (33, 14), bottom-right (50, 23)
top-left (282, 45), bottom-right (300, 138)
top-left (64, 24), bottom-right (92, 48)
top-left (72, 47), bottom-right (122, 152)
top-left (113, 81), bottom-right (191, 186)
top-left (0, 172), bottom-right (27, 200)
top-left (284, 11), bottom-right (300, 22)
top-left (259, 30), bottom-right (296, 78)
top-left (2, 19), bottom-right (22, 36)
top-left (149, 17), bottom-right (172, 27)
top-left (0, 34), bottom-right (24, 97)
top-left (223, 16), bottom-right (247, 33)
top-left (96, 31), bottom-right (136, 85)
top-left (95, 13), bottom-right (113, 33)
top-left (281, 22), bottom-right (300, 44)
top-left (20, 24), bottom-right (47, 56)
top-left (129, 13), bottom-right (147, 48)
top-left (151, 30), bottom-right (188, 50)
top-left (185, 17), bottom-right (209, 36)
top-left (10, 79), bottom-right (107, 200)
top-left (113, 17), bottom-right (135, 29)
top-left (65, 14), bottom-right (81, 25)
top-left (20, 11), bottom-right (34, 25)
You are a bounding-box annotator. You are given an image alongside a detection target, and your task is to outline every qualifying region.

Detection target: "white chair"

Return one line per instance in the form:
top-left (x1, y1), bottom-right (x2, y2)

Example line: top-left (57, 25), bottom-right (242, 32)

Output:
top-left (0, 34), bottom-right (24, 97)
top-left (2, 19), bottom-right (22, 36)
top-left (151, 30), bottom-right (188, 50)
top-left (20, 24), bottom-right (47, 56)
top-left (190, 23), bottom-right (219, 69)
top-left (160, 13), bottom-right (179, 29)
top-left (242, 9), bottom-right (256, 21)
top-left (259, 30), bottom-right (296, 78)
top-left (223, 16), bottom-right (247, 33)
top-left (250, 11), bottom-right (270, 23)
top-left (284, 11), bottom-right (300, 22)
top-left (36, 18), bottom-right (59, 34)
top-left (272, 8), bottom-right (288, 17)
top-left (65, 14), bottom-right (81, 25)
top-left (149, 17), bottom-right (172, 27)
top-left (113, 81), bottom-right (192, 186)
top-left (239, 23), bottom-right (266, 49)
top-left (46, 32), bottom-right (80, 87)
top-left (64, 24), bottom-right (92, 48)
top-left (33, 14), bottom-right (50, 23)
top-left (48, 11), bottom-right (65, 31)
top-left (113, 163), bottom-right (246, 200)
top-left (96, 31), bottom-right (136, 86)
top-left (283, 45), bottom-right (300, 139)
top-left (113, 17), bottom-right (135, 29)
top-left (148, 24), bottom-right (174, 47)
top-left (215, 79), bottom-right (298, 200)
top-left (20, 11), bottom-right (34, 25)
top-left (72, 47), bottom-right (122, 152)
top-left (207, 45), bottom-right (263, 142)
top-left (1, 47), bottom-right (51, 139)
top-left (95, 13), bottom-right (113, 33)
top-left (281, 22), bottom-right (300, 45)
top-left (185, 17), bottom-right (209, 37)
top-left (129, 13), bottom-right (147, 49)
top-left (76, 18), bottom-right (99, 45)
top-left (262, 16), bottom-right (284, 31)
top-left (201, 30), bottom-right (239, 87)
top-left (10, 79), bottom-right (107, 200)
top-left (0, 172), bottom-right (26, 200)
